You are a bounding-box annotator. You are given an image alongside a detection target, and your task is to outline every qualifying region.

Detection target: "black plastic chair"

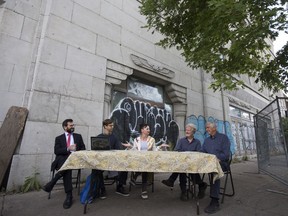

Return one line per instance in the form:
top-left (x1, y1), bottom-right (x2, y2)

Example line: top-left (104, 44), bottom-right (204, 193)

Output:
top-left (48, 169), bottom-right (81, 199)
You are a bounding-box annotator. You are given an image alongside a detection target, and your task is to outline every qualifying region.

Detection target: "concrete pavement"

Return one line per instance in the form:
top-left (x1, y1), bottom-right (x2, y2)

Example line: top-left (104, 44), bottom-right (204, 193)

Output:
top-left (1, 158), bottom-right (288, 216)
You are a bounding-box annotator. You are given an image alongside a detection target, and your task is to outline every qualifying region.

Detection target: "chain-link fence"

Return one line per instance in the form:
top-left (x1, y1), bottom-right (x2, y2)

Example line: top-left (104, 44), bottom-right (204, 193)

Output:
top-left (254, 97), bottom-right (288, 185)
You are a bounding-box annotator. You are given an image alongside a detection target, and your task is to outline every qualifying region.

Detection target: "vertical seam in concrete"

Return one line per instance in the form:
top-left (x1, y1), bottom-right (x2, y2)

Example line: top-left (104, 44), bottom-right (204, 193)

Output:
top-left (27, 0), bottom-right (53, 109)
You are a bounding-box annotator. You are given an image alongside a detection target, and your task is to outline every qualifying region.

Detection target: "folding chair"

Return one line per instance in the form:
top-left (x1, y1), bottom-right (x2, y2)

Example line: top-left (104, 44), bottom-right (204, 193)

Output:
top-left (219, 151), bottom-right (235, 203)
top-left (48, 168), bottom-right (81, 199)
top-left (201, 151), bottom-right (235, 203)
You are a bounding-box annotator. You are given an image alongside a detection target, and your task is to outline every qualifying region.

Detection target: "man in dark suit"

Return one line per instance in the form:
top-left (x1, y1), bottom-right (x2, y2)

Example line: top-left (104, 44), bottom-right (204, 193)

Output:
top-left (42, 119), bottom-right (86, 209)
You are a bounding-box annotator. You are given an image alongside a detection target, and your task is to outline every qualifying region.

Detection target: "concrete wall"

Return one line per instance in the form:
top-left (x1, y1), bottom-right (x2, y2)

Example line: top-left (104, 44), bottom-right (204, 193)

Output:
top-left (0, 0), bottom-right (273, 190)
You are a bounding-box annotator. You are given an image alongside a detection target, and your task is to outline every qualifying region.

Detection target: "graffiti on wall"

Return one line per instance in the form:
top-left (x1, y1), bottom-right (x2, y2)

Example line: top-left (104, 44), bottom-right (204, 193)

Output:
top-left (186, 115), bottom-right (236, 154)
top-left (110, 97), bottom-right (179, 149)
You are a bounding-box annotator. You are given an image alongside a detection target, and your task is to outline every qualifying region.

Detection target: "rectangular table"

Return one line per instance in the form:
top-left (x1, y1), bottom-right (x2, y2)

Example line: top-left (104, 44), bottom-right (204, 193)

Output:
top-left (59, 150), bottom-right (224, 214)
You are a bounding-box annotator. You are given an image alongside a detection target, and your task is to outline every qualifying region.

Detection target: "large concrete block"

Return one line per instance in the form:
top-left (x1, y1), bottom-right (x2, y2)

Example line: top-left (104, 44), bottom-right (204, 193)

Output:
top-left (0, 92), bottom-right (23, 122)
top-left (67, 72), bottom-right (93, 99)
top-left (100, 1), bottom-right (137, 31)
top-left (66, 46), bottom-right (107, 79)
top-left (74, 0), bottom-right (101, 14)
top-left (72, 4), bottom-right (121, 43)
top-left (0, 62), bottom-right (13, 91)
top-left (19, 121), bottom-right (59, 155)
top-left (121, 29), bottom-right (155, 58)
top-left (187, 89), bottom-right (203, 107)
top-left (40, 37), bottom-right (67, 67)
top-left (7, 154), bottom-right (53, 191)
top-left (58, 96), bottom-right (103, 127)
top-left (123, 0), bottom-right (145, 23)
top-left (0, 34), bottom-right (32, 66)
top-left (104, 0), bottom-right (123, 9)
top-left (9, 64), bottom-right (29, 94)
top-left (204, 94), bottom-right (223, 111)
top-left (34, 63), bottom-right (71, 94)
top-left (51, 0), bottom-right (73, 21)
top-left (91, 77), bottom-right (105, 102)
top-left (5, 0), bottom-right (41, 20)
top-left (28, 91), bottom-right (60, 122)
top-left (187, 103), bottom-right (204, 117)
top-left (21, 17), bottom-right (37, 43)
top-left (96, 36), bottom-right (122, 63)
top-left (0, 9), bottom-right (24, 38)
top-left (46, 15), bottom-right (96, 53)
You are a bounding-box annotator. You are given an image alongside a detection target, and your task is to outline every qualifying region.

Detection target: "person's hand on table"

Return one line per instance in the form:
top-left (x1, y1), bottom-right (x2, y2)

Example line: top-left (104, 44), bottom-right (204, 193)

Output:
top-left (121, 142), bottom-right (133, 149)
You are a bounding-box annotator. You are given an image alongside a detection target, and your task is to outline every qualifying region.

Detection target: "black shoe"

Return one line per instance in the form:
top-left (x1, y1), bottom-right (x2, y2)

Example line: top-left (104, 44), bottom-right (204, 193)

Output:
top-left (204, 199), bottom-right (220, 214)
top-left (116, 186), bottom-right (130, 197)
top-left (42, 182), bottom-right (53, 193)
top-left (162, 179), bottom-right (174, 187)
top-left (180, 192), bottom-right (188, 201)
top-left (99, 188), bottom-right (107, 200)
top-left (198, 182), bottom-right (207, 199)
top-left (63, 194), bottom-right (73, 209)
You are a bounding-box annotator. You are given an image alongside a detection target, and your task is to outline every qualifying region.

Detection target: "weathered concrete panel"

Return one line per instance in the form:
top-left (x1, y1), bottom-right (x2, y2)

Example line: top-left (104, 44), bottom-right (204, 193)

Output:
top-left (0, 92), bottom-right (23, 122)
top-left (72, 4), bottom-right (121, 44)
top-left (46, 15), bottom-right (96, 53)
top-left (51, 0), bottom-right (73, 21)
top-left (121, 29), bottom-right (155, 58)
top-left (9, 64), bottom-right (29, 94)
top-left (104, 0), bottom-right (123, 9)
top-left (0, 9), bottom-right (24, 38)
top-left (28, 91), bottom-right (60, 122)
top-left (0, 62), bottom-right (13, 91)
top-left (21, 17), bottom-right (37, 43)
top-left (19, 121), bottom-right (60, 155)
top-left (91, 77), bottom-right (105, 102)
top-left (96, 36), bottom-right (122, 63)
top-left (74, 0), bottom-right (101, 14)
top-left (67, 72), bottom-right (93, 99)
top-left (40, 37), bottom-right (67, 68)
top-left (7, 154), bottom-right (52, 191)
top-left (5, 0), bottom-right (41, 20)
top-left (66, 46), bottom-right (106, 79)
top-left (58, 96), bottom-right (103, 127)
top-left (34, 63), bottom-right (71, 94)
top-left (0, 34), bottom-right (32, 66)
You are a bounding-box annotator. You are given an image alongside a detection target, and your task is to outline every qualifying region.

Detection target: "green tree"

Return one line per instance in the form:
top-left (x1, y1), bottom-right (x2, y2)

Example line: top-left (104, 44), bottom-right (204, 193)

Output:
top-left (139, 0), bottom-right (288, 93)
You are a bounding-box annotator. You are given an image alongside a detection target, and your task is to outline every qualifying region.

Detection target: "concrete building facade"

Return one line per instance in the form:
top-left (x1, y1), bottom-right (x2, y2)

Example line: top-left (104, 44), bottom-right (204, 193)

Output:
top-left (0, 0), bottom-right (275, 190)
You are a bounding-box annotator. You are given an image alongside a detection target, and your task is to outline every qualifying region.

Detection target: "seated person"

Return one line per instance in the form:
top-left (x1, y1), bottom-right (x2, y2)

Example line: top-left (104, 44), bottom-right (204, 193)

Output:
top-left (201, 122), bottom-right (231, 214)
top-left (161, 123), bottom-right (207, 201)
top-left (94, 119), bottom-right (129, 198)
top-left (42, 119), bottom-right (86, 209)
top-left (122, 123), bottom-right (168, 199)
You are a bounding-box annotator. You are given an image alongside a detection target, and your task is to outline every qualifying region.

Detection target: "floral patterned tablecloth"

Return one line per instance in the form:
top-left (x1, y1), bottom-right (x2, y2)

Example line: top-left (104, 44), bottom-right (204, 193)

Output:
top-left (59, 150), bottom-right (224, 181)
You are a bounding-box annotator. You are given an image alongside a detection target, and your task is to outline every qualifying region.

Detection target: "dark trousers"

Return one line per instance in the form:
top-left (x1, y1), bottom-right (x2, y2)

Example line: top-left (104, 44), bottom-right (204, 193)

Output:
top-left (61, 170), bottom-right (73, 194)
top-left (168, 172), bottom-right (203, 192)
top-left (210, 161), bottom-right (228, 199)
top-left (118, 171), bottom-right (128, 186)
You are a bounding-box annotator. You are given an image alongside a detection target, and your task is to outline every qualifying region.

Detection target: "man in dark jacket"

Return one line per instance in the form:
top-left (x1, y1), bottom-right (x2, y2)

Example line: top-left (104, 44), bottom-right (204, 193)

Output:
top-left (202, 122), bottom-right (231, 214)
top-left (42, 119), bottom-right (86, 209)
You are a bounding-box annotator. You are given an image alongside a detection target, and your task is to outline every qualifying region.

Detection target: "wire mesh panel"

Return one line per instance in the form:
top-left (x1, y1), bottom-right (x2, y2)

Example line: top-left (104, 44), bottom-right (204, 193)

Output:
top-left (254, 97), bottom-right (288, 185)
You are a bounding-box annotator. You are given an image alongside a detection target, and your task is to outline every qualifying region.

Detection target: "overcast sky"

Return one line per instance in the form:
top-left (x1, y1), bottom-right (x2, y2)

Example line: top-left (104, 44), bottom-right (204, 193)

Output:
top-left (273, 31), bottom-right (287, 54)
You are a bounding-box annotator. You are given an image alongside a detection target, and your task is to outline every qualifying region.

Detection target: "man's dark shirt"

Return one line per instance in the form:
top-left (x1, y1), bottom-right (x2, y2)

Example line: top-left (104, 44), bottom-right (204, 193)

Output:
top-left (174, 136), bottom-right (201, 152)
top-left (201, 131), bottom-right (230, 161)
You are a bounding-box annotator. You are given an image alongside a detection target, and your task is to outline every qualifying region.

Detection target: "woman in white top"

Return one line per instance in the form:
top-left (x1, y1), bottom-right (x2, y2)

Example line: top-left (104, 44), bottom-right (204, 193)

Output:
top-left (122, 123), bottom-right (169, 199)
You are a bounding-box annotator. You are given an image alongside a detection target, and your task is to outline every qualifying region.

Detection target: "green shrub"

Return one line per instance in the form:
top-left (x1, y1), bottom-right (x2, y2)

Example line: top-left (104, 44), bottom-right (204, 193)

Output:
top-left (21, 170), bottom-right (41, 193)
